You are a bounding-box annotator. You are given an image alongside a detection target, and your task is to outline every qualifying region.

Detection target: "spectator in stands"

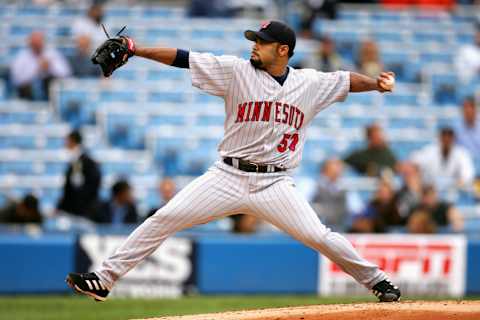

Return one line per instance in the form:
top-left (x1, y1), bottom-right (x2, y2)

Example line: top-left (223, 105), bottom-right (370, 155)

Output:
top-left (344, 123), bottom-right (397, 177)
top-left (72, 3), bottom-right (106, 47)
top-left (0, 194), bottom-right (42, 224)
top-left (350, 179), bottom-right (401, 233)
top-left (409, 185), bottom-right (463, 232)
top-left (394, 162), bottom-right (423, 223)
top-left (312, 158), bottom-right (362, 231)
top-left (148, 177), bottom-right (176, 217)
top-left (57, 130), bottom-right (101, 219)
top-left (231, 214), bottom-right (258, 233)
top-left (188, 0), bottom-right (234, 17)
top-left (455, 23), bottom-right (480, 85)
top-left (10, 31), bottom-right (71, 101)
top-left (68, 35), bottom-right (102, 78)
top-left (411, 127), bottom-right (475, 191)
top-left (406, 208), bottom-right (436, 234)
top-left (357, 40), bottom-right (383, 79)
top-left (301, 36), bottom-right (346, 72)
top-left (454, 97), bottom-right (480, 161)
top-left (299, 0), bottom-right (338, 38)
top-left (92, 179), bottom-right (138, 225)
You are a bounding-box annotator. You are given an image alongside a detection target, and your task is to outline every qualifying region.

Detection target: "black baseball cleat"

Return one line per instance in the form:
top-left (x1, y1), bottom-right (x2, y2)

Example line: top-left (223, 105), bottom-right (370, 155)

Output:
top-left (66, 272), bottom-right (109, 302)
top-left (372, 279), bottom-right (401, 302)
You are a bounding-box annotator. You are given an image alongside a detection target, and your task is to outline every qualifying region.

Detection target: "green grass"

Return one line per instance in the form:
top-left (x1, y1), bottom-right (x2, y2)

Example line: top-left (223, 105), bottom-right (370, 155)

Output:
top-left (0, 294), bottom-right (377, 320)
top-left (1, 295), bottom-right (478, 320)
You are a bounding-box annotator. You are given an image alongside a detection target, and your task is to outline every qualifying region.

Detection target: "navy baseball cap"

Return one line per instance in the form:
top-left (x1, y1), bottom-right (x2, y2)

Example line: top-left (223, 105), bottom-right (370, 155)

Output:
top-left (245, 20), bottom-right (296, 57)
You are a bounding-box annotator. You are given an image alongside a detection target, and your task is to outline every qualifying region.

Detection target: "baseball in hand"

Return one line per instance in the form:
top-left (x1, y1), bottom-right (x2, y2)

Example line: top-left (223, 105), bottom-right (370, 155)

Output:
top-left (378, 73), bottom-right (395, 92)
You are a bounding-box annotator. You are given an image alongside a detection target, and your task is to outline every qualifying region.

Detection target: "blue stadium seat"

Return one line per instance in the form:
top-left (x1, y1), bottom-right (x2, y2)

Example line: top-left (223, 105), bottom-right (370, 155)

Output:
top-left (141, 7), bottom-right (180, 18)
top-left (194, 93), bottom-right (222, 103)
top-left (178, 148), bottom-right (212, 176)
top-left (371, 11), bottom-right (404, 21)
top-left (196, 115), bottom-right (225, 126)
top-left (10, 24), bottom-right (36, 36)
top-left (341, 139), bottom-right (363, 155)
top-left (303, 139), bottom-right (335, 156)
top-left (8, 45), bottom-right (23, 57)
top-left (58, 90), bottom-right (93, 126)
top-left (101, 161), bottom-right (138, 176)
top-left (451, 13), bottom-right (476, 24)
top-left (463, 218), bottom-right (480, 234)
top-left (381, 52), bottom-right (419, 83)
top-left (419, 52), bottom-right (453, 65)
top-left (413, 31), bottom-right (448, 44)
top-left (390, 139), bottom-right (430, 160)
top-left (105, 113), bottom-right (145, 150)
top-left (58, 7), bottom-right (81, 16)
top-left (11, 187), bottom-right (36, 199)
top-left (297, 159), bottom-right (321, 177)
top-left (145, 27), bottom-right (180, 42)
top-left (341, 116), bottom-right (378, 128)
top-left (0, 135), bottom-right (36, 149)
top-left (41, 187), bottom-right (62, 205)
top-left (100, 90), bottom-right (137, 103)
top-left (431, 73), bottom-right (458, 106)
top-left (338, 10), bottom-right (367, 21)
top-left (113, 69), bottom-right (138, 81)
top-left (149, 114), bottom-right (186, 126)
top-left (474, 159), bottom-right (480, 175)
top-left (383, 93), bottom-right (419, 106)
top-left (456, 33), bottom-right (474, 44)
top-left (148, 90), bottom-right (185, 103)
top-left (388, 117), bottom-right (427, 129)
top-left (344, 93), bottom-right (375, 106)
top-left (45, 161), bottom-right (67, 175)
top-left (190, 29), bottom-right (226, 40)
top-left (147, 69), bottom-right (186, 81)
top-left (55, 26), bottom-right (71, 37)
top-left (0, 79), bottom-right (5, 101)
top-left (45, 136), bottom-right (66, 149)
top-left (16, 6), bottom-right (48, 16)
top-left (373, 31), bottom-right (405, 42)
top-left (105, 7), bottom-right (131, 17)
top-left (0, 111), bottom-right (38, 124)
top-left (0, 161), bottom-right (37, 175)
top-left (456, 191), bottom-right (476, 206)
top-left (151, 138), bottom-right (186, 176)
top-left (331, 38), bottom-right (358, 65)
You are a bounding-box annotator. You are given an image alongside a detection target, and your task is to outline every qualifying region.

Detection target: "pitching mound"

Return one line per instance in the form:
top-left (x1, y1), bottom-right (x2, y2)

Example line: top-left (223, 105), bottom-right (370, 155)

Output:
top-left (138, 300), bottom-right (480, 320)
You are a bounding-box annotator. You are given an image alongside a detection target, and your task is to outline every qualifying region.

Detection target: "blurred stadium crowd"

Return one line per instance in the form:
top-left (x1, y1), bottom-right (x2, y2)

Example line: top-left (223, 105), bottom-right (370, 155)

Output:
top-left (0, 0), bottom-right (480, 236)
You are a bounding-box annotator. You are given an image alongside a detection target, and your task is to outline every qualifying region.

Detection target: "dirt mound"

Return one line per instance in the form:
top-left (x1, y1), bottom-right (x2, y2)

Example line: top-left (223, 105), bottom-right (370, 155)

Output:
top-left (138, 300), bottom-right (480, 320)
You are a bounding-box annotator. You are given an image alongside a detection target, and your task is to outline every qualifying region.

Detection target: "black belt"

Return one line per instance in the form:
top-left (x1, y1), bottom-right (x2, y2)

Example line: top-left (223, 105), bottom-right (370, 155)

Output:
top-left (223, 157), bottom-right (285, 173)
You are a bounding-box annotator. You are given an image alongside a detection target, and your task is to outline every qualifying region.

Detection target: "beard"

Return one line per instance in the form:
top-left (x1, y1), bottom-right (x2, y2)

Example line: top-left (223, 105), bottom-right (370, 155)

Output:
top-left (250, 57), bottom-right (265, 70)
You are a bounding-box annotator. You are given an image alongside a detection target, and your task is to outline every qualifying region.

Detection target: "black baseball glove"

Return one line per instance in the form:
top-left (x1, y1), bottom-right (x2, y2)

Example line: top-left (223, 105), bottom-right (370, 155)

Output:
top-left (91, 25), bottom-right (136, 77)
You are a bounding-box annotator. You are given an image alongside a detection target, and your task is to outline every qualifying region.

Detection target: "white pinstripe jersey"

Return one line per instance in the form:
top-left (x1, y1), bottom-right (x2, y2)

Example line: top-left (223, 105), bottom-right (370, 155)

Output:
top-left (189, 51), bottom-right (350, 169)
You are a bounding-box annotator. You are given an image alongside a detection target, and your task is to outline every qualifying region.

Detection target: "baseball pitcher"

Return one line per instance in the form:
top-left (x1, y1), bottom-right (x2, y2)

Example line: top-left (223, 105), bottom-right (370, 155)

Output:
top-left (67, 21), bottom-right (400, 303)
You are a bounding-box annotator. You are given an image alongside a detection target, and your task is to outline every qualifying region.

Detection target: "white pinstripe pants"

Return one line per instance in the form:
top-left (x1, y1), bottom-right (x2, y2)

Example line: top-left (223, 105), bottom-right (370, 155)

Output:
top-left (96, 161), bottom-right (386, 291)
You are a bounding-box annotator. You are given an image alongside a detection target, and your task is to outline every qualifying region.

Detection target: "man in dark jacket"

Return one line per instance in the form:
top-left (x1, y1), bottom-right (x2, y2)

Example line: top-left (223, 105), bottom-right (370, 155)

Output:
top-left (92, 179), bottom-right (138, 224)
top-left (57, 130), bottom-right (101, 218)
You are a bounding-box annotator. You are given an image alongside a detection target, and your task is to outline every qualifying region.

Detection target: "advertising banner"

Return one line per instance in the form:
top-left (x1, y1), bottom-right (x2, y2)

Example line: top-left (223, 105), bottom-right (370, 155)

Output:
top-left (319, 234), bottom-right (466, 297)
top-left (79, 235), bottom-right (195, 298)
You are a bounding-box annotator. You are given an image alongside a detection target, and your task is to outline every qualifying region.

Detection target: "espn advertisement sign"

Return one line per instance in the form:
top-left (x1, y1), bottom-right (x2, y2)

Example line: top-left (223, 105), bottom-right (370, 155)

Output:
top-left (319, 234), bottom-right (466, 297)
top-left (79, 235), bottom-right (195, 298)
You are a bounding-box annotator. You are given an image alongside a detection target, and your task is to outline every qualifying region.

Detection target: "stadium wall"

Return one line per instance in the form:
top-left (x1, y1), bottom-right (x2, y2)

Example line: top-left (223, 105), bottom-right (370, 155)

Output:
top-left (1, 232), bottom-right (479, 296)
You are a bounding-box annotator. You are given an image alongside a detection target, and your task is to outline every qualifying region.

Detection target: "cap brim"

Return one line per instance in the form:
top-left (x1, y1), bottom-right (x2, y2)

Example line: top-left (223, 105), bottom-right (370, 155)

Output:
top-left (244, 30), bottom-right (276, 43)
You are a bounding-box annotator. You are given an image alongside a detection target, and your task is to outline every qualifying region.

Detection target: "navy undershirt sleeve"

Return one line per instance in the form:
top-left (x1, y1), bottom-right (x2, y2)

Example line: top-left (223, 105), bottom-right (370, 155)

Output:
top-left (171, 49), bottom-right (190, 69)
